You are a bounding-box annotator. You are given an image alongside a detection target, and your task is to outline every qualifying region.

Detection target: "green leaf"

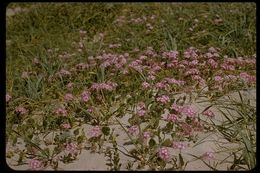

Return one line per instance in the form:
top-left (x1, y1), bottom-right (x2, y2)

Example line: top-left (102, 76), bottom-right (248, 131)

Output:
top-left (162, 122), bottom-right (173, 133)
top-left (162, 138), bottom-right (172, 147)
top-left (77, 135), bottom-right (84, 143)
top-left (179, 153), bottom-right (184, 167)
top-left (102, 126), bottom-right (110, 136)
top-left (123, 140), bottom-right (134, 146)
top-left (158, 159), bottom-right (166, 168)
top-left (149, 138), bottom-right (156, 147)
top-left (73, 128), bottom-right (80, 136)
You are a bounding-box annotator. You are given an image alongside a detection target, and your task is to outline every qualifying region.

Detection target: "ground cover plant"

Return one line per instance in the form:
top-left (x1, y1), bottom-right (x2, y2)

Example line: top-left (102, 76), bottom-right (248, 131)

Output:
top-left (6, 2), bottom-right (256, 171)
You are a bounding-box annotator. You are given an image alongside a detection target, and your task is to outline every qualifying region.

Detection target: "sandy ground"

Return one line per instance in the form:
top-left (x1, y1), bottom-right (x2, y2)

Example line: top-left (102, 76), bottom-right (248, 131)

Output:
top-left (6, 88), bottom-right (256, 171)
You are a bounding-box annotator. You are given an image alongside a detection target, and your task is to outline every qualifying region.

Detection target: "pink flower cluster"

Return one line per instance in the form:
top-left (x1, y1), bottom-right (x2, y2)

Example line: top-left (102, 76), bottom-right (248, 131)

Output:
top-left (65, 143), bottom-right (78, 154)
top-left (239, 72), bottom-right (256, 83)
top-left (214, 75), bottom-right (223, 82)
top-left (155, 81), bottom-right (169, 90)
top-left (207, 58), bottom-right (218, 69)
top-left (185, 68), bottom-right (200, 76)
top-left (91, 82), bottom-right (118, 91)
top-left (182, 106), bottom-right (197, 118)
top-left (171, 104), bottom-right (183, 113)
top-left (141, 81), bottom-right (150, 89)
top-left (128, 125), bottom-right (139, 136)
top-left (171, 104), bottom-right (196, 118)
top-left (55, 107), bottom-right (67, 116)
top-left (61, 123), bottom-right (71, 129)
top-left (89, 125), bottom-right (101, 138)
top-left (162, 50), bottom-right (179, 60)
top-left (156, 95), bottom-right (170, 104)
top-left (136, 102), bottom-right (146, 116)
top-left (143, 131), bottom-right (150, 140)
top-left (165, 113), bottom-right (178, 122)
top-left (184, 47), bottom-right (199, 59)
top-left (28, 159), bottom-right (42, 170)
top-left (99, 53), bottom-right (127, 69)
top-left (202, 110), bottom-right (215, 118)
top-left (158, 147), bottom-right (170, 161)
top-left (64, 93), bottom-right (74, 102)
top-left (129, 59), bottom-right (143, 72)
top-left (172, 142), bottom-right (187, 150)
top-left (181, 123), bottom-right (193, 136)
top-left (56, 69), bottom-right (71, 77)
top-left (204, 47), bottom-right (220, 59)
top-left (81, 90), bottom-right (90, 102)
top-left (87, 106), bottom-right (95, 113)
top-left (15, 106), bottom-right (27, 114)
top-left (221, 63), bottom-right (235, 71)
top-left (202, 151), bottom-right (215, 160)
top-left (164, 77), bottom-right (185, 86)
top-left (145, 47), bottom-right (157, 58)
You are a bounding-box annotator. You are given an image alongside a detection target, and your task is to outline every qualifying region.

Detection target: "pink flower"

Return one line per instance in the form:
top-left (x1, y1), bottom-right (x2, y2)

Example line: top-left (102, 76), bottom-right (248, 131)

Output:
top-left (137, 102), bottom-right (146, 109)
top-left (239, 72), bottom-right (256, 83)
top-left (165, 113), bottom-right (178, 122)
top-left (61, 123), bottom-right (71, 129)
top-left (185, 68), bottom-right (200, 76)
top-left (6, 93), bottom-right (11, 102)
top-left (137, 109), bottom-right (146, 117)
top-left (64, 93), bottom-right (74, 102)
top-left (214, 76), bottom-right (223, 82)
top-left (155, 82), bottom-right (169, 89)
top-left (172, 142), bottom-right (187, 150)
top-left (142, 81), bottom-right (150, 89)
top-left (147, 75), bottom-right (156, 81)
top-left (91, 82), bottom-right (117, 91)
top-left (202, 151), bottom-right (215, 160)
top-left (182, 106), bottom-right (196, 118)
top-left (181, 123), bottom-right (193, 136)
top-left (128, 125), bottom-right (139, 136)
top-left (143, 131), bottom-right (150, 140)
top-left (87, 106), bottom-right (95, 113)
top-left (28, 159), bottom-right (42, 170)
top-left (158, 147), bottom-right (170, 161)
top-left (184, 47), bottom-right (198, 59)
top-left (89, 125), bottom-right (101, 138)
top-left (15, 106), bottom-right (27, 114)
top-left (171, 104), bottom-right (183, 113)
top-left (57, 69), bottom-right (71, 77)
top-left (192, 75), bottom-right (202, 81)
top-left (55, 107), bottom-right (67, 116)
top-left (162, 50), bottom-right (179, 60)
top-left (81, 90), bottom-right (90, 102)
top-left (156, 95), bottom-right (170, 104)
top-left (208, 59), bottom-right (218, 69)
top-left (202, 110), bottom-right (215, 118)
top-left (65, 143), bottom-right (78, 154)
top-left (189, 59), bottom-right (199, 66)
top-left (221, 63), bottom-right (235, 71)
